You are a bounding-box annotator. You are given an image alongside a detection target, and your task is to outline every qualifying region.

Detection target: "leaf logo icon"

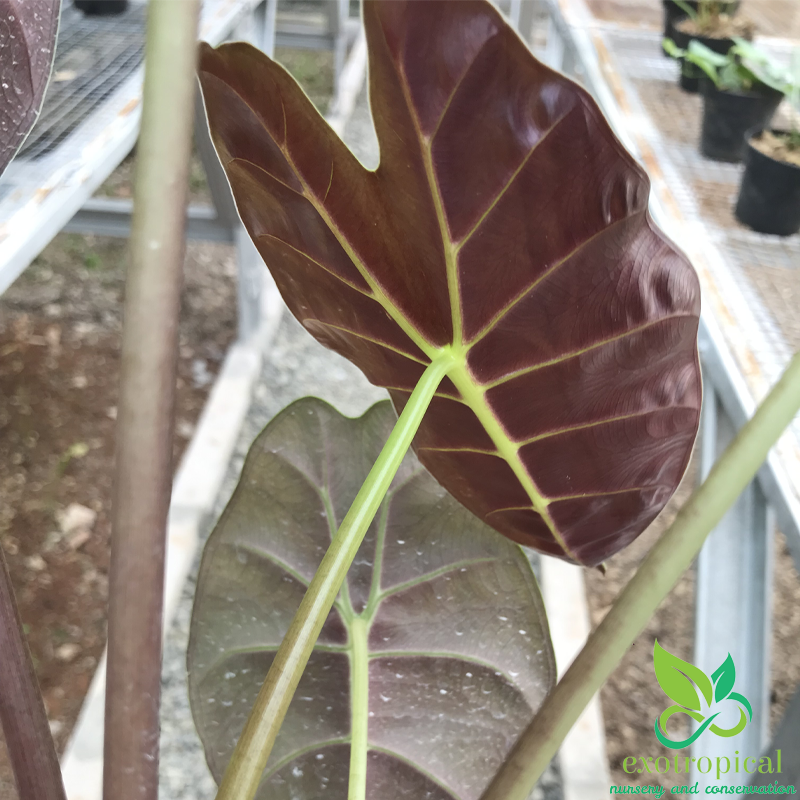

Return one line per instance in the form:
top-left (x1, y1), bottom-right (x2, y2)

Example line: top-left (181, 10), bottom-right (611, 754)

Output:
top-left (652, 640), bottom-right (752, 749)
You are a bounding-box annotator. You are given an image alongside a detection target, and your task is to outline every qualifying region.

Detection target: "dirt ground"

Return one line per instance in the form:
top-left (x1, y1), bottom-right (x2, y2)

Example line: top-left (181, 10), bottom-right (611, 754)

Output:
top-left (0, 47), bottom-right (331, 799)
top-left (585, 462), bottom-right (800, 791)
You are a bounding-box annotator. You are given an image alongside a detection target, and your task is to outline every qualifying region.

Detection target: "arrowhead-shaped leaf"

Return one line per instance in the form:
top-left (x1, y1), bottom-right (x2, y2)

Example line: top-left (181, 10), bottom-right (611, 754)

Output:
top-left (653, 640), bottom-right (713, 712)
top-left (197, 0), bottom-right (701, 566)
top-left (711, 653), bottom-right (736, 703)
top-left (188, 398), bottom-right (555, 800)
top-left (0, 0), bottom-right (60, 175)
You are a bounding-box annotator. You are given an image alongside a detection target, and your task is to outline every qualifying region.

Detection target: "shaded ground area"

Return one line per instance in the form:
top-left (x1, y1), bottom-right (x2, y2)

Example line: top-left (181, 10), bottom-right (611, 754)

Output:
top-left (0, 47), bottom-right (332, 800)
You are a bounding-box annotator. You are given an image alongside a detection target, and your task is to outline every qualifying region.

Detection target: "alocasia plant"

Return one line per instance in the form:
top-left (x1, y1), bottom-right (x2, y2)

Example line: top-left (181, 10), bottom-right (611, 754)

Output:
top-left (195, 1), bottom-right (702, 797)
top-left (189, 398), bottom-right (555, 799)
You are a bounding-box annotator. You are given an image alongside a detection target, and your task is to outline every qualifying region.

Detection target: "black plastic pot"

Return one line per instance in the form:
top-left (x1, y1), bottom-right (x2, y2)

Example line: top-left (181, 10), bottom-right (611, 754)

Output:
top-left (671, 28), bottom-right (735, 92)
top-left (700, 81), bottom-right (784, 162)
top-left (74, 0), bottom-right (128, 15)
top-left (735, 130), bottom-right (800, 236)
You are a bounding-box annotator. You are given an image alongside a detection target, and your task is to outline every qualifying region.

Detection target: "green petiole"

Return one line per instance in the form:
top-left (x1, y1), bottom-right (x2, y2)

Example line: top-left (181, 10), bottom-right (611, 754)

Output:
top-left (214, 350), bottom-right (456, 800)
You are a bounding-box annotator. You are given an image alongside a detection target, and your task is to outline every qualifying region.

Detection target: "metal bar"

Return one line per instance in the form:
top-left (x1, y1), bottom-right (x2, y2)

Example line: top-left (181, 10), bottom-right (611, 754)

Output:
top-left (749, 682), bottom-right (800, 788)
top-left (543, 14), bottom-right (566, 70)
top-left (698, 325), bottom-right (800, 573)
top-left (332, 0), bottom-right (349, 93)
top-left (194, 91), bottom-right (239, 229)
top-left (252, 0), bottom-right (277, 57)
top-left (64, 197), bottom-right (234, 242)
top-left (274, 30), bottom-right (335, 51)
top-left (234, 225), bottom-right (264, 342)
top-left (692, 388), bottom-right (773, 791)
top-left (518, 0), bottom-right (537, 41)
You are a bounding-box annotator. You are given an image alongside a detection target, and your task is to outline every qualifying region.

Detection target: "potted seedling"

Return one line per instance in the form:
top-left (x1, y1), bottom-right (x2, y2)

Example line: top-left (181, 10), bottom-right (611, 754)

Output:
top-left (661, 0), bottom-right (738, 57)
top-left (736, 50), bottom-right (800, 235)
top-left (668, 0), bottom-right (754, 92)
top-left (663, 37), bottom-right (785, 161)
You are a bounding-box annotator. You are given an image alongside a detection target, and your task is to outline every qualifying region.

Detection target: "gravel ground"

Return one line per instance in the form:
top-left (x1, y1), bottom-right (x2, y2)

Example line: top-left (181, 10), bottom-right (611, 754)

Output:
top-left (157, 86), bottom-right (563, 800)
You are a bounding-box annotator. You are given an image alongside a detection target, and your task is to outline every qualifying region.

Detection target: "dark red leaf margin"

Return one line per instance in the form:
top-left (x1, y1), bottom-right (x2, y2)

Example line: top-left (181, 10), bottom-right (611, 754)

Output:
top-left (0, 0), bottom-right (60, 172)
top-left (198, 0), bottom-right (701, 566)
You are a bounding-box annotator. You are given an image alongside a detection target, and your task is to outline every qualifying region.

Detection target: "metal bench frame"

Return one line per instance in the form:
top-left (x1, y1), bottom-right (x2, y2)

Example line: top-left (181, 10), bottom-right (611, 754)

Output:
top-left (0, 0), bottom-right (356, 343)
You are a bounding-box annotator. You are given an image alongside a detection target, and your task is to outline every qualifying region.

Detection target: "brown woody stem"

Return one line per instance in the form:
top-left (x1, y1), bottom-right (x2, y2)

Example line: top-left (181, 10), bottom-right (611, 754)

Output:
top-left (103, 3), bottom-right (201, 800)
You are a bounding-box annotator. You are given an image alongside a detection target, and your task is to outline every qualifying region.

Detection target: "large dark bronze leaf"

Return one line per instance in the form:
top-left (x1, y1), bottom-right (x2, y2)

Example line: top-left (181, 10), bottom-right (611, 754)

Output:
top-left (0, 0), bottom-right (60, 174)
top-left (188, 398), bottom-right (555, 800)
top-left (198, 0), bottom-right (701, 566)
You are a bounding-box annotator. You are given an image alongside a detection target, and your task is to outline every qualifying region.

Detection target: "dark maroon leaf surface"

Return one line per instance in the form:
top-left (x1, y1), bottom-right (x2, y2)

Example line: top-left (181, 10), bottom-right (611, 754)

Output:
top-left (198, 0), bottom-right (701, 566)
top-left (0, 0), bottom-right (60, 174)
top-left (0, 5), bottom-right (66, 800)
top-left (188, 398), bottom-right (555, 800)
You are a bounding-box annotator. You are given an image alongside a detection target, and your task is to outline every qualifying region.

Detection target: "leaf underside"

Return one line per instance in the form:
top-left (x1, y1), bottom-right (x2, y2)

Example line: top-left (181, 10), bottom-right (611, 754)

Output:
top-left (188, 398), bottom-right (555, 800)
top-left (198, 0), bottom-right (702, 566)
top-left (0, 0), bottom-right (60, 174)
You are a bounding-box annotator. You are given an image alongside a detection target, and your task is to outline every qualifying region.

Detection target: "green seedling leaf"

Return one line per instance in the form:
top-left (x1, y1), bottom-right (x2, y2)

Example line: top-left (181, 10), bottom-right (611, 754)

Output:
top-left (688, 40), bottom-right (730, 67)
top-left (663, 38), bottom-right (686, 59)
top-left (653, 640), bottom-right (713, 711)
top-left (732, 38), bottom-right (791, 95)
top-left (0, 0), bottom-right (61, 175)
top-left (711, 653), bottom-right (735, 702)
top-left (198, 0), bottom-right (701, 566)
top-left (188, 398), bottom-right (555, 800)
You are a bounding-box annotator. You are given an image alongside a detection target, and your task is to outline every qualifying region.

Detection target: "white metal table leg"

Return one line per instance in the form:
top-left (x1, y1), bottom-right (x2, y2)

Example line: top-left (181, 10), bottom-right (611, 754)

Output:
top-left (692, 387), bottom-right (773, 791)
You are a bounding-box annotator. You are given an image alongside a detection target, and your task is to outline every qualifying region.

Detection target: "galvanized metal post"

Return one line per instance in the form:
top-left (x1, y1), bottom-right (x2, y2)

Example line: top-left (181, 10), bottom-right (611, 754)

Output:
top-left (253, 0), bottom-right (277, 57)
top-left (543, 14), bottom-right (566, 70)
top-left (692, 386), bottom-right (773, 791)
top-left (517, 0), bottom-right (537, 41)
top-left (325, 0), bottom-right (348, 94)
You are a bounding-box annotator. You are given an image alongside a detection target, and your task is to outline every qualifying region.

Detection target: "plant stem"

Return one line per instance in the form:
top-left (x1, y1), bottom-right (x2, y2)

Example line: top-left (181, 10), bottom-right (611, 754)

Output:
top-left (481, 350), bottom-right (800, 800)
top-left (215, 352), bottom-right (456, 800)
top-left (103, 3), bottom-right (200, 800)
top-left (348, 616), bottom-right (370, 800)
top-left (0, 548), bottom-right (67, 800)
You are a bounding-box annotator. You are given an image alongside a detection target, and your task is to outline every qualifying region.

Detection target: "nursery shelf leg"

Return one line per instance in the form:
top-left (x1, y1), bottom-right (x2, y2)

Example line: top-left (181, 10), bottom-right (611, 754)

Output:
top-left (692, 387), bottom-right (772, 791)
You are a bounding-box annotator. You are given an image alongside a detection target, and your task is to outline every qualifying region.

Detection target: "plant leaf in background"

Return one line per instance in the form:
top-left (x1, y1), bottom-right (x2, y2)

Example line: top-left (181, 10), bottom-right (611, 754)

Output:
top-left (198, 0), bottom-right (702, 568)
top-left (711, 653), bottom-right (735, 703)
top-left (188, 399), bottom-right (555, 800)
top-left (653, 640), bottom-right (712, 712)
top-left (0, 0), bottom-right (60, 173)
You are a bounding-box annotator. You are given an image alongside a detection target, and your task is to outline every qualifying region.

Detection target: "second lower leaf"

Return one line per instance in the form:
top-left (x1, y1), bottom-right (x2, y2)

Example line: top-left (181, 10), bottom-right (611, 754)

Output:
top-left (188, 397), bottom-right (555, 800)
